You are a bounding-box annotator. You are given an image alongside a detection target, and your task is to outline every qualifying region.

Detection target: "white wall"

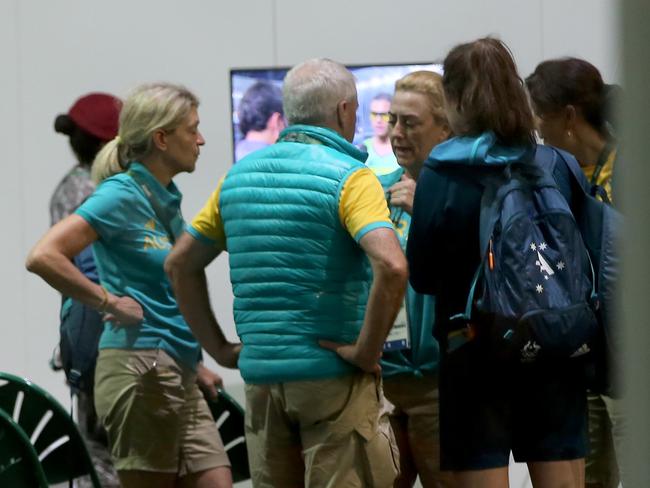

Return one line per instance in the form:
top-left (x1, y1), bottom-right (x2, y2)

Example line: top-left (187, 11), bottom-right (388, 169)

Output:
top-left (1, 1), bottom-right (619, 485)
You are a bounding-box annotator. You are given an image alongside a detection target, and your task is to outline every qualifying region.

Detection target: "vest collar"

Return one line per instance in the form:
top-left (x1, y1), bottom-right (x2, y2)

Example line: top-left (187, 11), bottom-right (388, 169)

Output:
top-left (278, 125), bottom-right (367, 163)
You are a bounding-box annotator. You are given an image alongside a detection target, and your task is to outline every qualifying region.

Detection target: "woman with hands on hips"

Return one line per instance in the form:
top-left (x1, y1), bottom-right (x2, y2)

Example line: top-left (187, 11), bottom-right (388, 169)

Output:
top-left (27, 83), bottom-right (236, 488)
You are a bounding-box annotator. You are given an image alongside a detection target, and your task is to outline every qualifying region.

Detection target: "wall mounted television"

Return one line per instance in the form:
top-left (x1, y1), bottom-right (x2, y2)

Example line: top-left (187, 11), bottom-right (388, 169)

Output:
top-left (229, 62), bottom-right (443, 163)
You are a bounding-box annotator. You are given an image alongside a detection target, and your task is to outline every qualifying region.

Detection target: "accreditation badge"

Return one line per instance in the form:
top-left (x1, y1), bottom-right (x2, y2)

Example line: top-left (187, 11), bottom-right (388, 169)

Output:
top-left (383, 298), bottom-right (411, 351)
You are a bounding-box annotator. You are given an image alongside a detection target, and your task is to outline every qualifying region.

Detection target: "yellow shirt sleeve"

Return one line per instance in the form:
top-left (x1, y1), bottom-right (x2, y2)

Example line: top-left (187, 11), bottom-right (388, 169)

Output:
top-left (338, 167), bottom-right (393, 242)
top-left (188, 175), bottom-right (227, 249)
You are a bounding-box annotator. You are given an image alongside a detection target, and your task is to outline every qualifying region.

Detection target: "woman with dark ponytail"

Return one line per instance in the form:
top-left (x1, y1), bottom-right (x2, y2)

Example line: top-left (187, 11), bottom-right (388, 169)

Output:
top-left (408, 38), bottom-right (588, 488)
top-left (526, 58), bottom-right (620, 203)
top-left (527, 58), bottom-right (624, 488)
top-left (51, 92), bottom-right (123, 488)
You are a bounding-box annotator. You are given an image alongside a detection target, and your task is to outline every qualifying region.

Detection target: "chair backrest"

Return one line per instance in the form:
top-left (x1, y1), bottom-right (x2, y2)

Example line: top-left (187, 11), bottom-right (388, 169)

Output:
top-left (0, 408), bottom-right (49, 488)
top-left (205, 389), bottom-right (250, 482)
top-left (0, 372), bottom-right (101, 487)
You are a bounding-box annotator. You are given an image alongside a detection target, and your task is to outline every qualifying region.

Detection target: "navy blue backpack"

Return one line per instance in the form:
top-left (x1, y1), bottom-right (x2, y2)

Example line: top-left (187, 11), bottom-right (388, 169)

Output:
top-left (452, 149), bottom-right (599, 363)
top-left (58, 245), bottom-right (104, 393)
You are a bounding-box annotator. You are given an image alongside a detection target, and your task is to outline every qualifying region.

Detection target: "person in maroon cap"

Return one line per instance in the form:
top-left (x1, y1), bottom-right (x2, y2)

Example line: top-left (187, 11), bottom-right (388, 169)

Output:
top-left (50, 92), bottom-right (122, 224)
top-left (50, 92), bottom-right (122, 487)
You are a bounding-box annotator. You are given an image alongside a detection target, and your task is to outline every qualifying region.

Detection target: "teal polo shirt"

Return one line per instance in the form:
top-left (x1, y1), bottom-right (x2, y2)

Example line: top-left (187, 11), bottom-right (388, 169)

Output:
top-left (75, 162), bottom-right (201, 370)
top-left (377, 167), bottom-right (440, 378)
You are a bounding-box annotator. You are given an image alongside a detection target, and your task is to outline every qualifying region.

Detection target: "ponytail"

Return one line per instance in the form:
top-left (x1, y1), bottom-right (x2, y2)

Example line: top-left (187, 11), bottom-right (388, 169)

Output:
top-left (603, 83), bottom-right (622, 138)
top-left (90, 83), bottom-right (199, 184)
top-left (442, 37), bottom-right (535, 146)
top-left (91, 137), bottom-right (125, 183)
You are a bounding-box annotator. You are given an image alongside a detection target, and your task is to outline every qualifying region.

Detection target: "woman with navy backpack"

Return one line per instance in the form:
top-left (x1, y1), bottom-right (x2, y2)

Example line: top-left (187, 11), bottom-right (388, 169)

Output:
top-left (407, 38), bottom-right (589, 488)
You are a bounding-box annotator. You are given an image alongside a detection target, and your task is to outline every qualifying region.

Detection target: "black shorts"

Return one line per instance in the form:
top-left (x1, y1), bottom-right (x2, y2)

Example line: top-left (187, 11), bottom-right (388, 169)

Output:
top-left (439, 338), bottom-right (588, 471)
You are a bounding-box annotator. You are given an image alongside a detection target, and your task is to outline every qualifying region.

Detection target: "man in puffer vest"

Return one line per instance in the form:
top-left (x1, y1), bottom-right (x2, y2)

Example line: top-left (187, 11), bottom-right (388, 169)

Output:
top-left (166, 58), bottom-right (408, 487)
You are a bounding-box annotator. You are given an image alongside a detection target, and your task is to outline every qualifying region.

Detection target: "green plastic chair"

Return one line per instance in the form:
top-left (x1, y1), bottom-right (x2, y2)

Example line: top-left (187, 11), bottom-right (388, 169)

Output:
top-left (0, 372), bottom-right (101, 487)
top-left (205, 389), bottom-right (250, 483)
top-left (0, 408), bottom-right (49, 487)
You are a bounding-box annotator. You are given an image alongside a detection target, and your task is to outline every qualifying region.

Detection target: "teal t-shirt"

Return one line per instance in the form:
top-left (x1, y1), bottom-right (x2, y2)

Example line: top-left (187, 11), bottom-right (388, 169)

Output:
top-left (362, 138), bottom-right (400, 176)
top-left (75, 162), bottom-right (201, 370)
top-left (377, 167), bottom-right (440, 378)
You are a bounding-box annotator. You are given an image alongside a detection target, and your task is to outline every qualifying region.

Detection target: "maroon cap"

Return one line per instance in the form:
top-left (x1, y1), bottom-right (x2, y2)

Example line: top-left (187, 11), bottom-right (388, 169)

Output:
top-left (66, 93), bottom-right (122, 141)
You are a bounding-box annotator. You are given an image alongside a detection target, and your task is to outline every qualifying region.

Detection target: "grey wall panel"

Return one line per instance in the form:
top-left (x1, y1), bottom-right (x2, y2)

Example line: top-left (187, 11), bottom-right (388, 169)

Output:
top-left (0, 0), bottom-right (30, 388)
top-left (2, 11), bottom-right (620, 486)
top-left (540, 0), bottom-right (621, 81)
top-left (274, 0), bottom-right (543, 78)
top-left (14, 0), bottom-right (277, 398)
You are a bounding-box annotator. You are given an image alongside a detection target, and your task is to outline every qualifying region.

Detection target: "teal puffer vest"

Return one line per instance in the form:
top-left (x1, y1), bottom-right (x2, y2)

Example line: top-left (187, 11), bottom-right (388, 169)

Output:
top-left (220, 125), bottom-right (371, 384)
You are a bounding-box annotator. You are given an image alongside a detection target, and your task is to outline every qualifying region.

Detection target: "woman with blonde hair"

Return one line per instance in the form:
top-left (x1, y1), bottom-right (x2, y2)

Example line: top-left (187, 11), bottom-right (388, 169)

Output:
top-left (378, 70), bottom-right (452, 488)
top-left (27, 83), bottom-right (237, 488)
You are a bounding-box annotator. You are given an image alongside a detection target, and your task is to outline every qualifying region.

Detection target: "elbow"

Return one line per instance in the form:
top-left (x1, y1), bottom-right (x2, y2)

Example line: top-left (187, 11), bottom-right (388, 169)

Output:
top-left (25, 246), bottom-right (47, 275)
top-left (393, 254), bottom-right (409, 285)
top-left (164, 250), bottom-right (188, 286)
top-left (163, 252), bottom-right (179, 282)
top-left (379, 252), bottom-right (409, 288)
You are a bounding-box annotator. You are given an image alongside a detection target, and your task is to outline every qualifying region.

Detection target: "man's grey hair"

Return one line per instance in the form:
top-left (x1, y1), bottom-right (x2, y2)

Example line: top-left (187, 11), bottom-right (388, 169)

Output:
top-left (282, 58), bottom-right (357, 126)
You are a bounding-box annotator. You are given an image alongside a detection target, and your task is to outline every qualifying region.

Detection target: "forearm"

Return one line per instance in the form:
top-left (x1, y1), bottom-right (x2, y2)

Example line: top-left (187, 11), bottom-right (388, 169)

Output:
top-left (355, 268), bottom-right (407, 367)
top-left (169, 267), bottom-right (230, 362)
top-left (26, 249), bottom-right (107, 310)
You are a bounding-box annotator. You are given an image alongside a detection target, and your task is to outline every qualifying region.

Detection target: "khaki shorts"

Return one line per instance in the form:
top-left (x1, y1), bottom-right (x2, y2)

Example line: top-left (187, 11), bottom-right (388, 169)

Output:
top-left (245, 372), bottom-right (399, 488)
top-left (94, 348), bottom-right (230, 475)
top-left (383, 373), bottom-right (447, 486)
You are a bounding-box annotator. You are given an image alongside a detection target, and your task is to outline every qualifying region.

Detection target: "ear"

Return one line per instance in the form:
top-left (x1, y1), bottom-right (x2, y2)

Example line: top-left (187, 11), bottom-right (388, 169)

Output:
top-left (335, 100), bottom-right (347, 130)
top-left (266, 112), bottom-right (285, 132)
top-left (152, 128), bottom-right (168, 151)
top-left (439, 124), bottom-right (452, 143)
top-left (564, 105), bottom-right (577, 131)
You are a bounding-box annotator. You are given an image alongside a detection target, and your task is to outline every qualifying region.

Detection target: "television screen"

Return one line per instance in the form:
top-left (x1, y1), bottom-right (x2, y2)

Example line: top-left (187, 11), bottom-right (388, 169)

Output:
top-left (229, 62), bottom-right (443, 163)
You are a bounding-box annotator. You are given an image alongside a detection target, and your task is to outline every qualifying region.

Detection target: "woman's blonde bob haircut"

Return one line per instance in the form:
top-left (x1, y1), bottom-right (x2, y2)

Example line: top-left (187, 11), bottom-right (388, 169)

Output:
top-left (91, 83), bottom-right (199, 183)
top-left (395, 70), bottom-right (449, 127)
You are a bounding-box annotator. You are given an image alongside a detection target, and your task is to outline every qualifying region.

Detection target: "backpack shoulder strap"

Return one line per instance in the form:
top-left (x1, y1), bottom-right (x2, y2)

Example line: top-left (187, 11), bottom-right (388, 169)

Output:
top-left (550, 146), bottom-right (592, 196)
top-left (592, 184), bottom-right (612, 204)
top-left (478, 173), bottom-right (503, 254)
top-left (449, 168), bottom-right (509, 329)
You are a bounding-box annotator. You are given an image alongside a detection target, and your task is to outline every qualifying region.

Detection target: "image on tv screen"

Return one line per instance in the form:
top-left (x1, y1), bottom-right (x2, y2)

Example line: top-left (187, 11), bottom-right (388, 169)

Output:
top-left (229, 62), bottom-right (443, 163)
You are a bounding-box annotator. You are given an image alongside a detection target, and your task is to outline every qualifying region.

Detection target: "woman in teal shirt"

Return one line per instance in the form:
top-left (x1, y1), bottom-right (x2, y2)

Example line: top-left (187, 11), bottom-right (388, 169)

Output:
top-left (379, 71), bottom-right (451, 488)
top-left (27, 83), bottom-right (237, 488)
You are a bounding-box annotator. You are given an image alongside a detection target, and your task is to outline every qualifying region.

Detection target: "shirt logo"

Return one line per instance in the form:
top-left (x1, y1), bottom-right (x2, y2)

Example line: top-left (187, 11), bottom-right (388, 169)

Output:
top-left (143, 235), bottom-right (171, 250)
top-left (143, 219), bottom-right (171, 250)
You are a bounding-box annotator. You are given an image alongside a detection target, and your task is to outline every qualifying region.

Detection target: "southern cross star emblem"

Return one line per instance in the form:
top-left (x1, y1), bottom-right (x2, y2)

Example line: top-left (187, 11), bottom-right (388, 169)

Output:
top-left (557, 261), bottom-right (565, 271)
top-left (539, 242), bottom-right (548, 251)
top-left (536, 284), bottom-right (544, 293)
top-left (530, 242), bottom-right (537, 251)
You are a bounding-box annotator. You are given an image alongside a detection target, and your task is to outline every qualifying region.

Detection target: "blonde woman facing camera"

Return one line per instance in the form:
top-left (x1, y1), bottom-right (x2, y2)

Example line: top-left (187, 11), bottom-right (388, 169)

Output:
top-left (378, 71), bottom-right (452, 488)
top-left (27, 83), bottom-right (237, 488)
